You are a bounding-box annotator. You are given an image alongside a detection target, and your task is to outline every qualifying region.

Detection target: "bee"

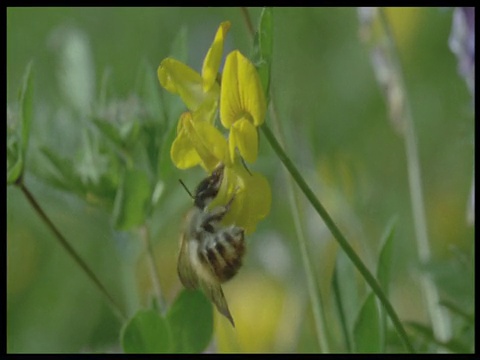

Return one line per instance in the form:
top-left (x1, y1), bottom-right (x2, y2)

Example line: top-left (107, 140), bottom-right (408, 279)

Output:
top-left (177, 164), bottom-right (245, 327)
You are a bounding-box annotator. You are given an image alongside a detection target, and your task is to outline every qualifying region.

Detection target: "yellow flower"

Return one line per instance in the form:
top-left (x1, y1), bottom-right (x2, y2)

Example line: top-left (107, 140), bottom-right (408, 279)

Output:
top-left (220, 50), bottom-right (267, 164)
top-left (207, 161), bottom-right (271, 235)
top-left (157, 21), bottom-right (230, 124)
top-left (170, 111), bottom-right (230, 172)
top-left (159, 22), bottom-right (271, 231)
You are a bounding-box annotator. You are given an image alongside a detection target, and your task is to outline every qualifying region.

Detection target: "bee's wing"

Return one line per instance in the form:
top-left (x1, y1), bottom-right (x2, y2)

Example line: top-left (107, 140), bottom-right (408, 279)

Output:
top-left (177, 234), bottom-right (199, 289)
top-left (200, 280), bottom-right (235, 327)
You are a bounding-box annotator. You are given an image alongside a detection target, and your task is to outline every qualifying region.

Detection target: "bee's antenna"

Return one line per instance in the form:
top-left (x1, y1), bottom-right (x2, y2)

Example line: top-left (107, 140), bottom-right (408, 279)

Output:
top-left (179, 179), bottom-right (194, 199)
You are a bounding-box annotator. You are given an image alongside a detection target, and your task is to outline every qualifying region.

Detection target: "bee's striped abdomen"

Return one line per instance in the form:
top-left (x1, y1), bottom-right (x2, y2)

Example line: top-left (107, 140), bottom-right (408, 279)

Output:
top-left (198, 226), bottom-right (245, 283)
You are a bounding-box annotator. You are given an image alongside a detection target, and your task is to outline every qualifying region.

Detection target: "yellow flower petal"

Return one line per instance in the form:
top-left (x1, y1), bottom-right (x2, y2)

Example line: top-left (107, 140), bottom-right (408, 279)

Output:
top-left (229, 118), bottom-right (258, 164)
top-left (208, 162), bottom-right (271, 234)
top-left (202, 21), bottom-right (231, 93)
top-left (171, 112), bottom-right (230, 171)
top-left (170, 129), bottom-right (202, 169)
top-left (194, 97), bottom-right (219, 125)
top-left (220, 50), bottom-right (267, 129)
top-left (190, 120), bottom-right (230, 171)
top-left (245, 171), bottom-right (271, 222)
top-left (158, 58), bottom-right (216, 111)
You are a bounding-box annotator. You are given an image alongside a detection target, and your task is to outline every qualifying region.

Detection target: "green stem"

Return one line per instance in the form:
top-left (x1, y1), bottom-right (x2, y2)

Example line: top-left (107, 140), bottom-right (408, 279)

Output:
top-left (240, 7), bottom-right (255, 37)
top-left (268, 103), bottom-right (330, 352)
top-left (239, 7), bottom-right (329, 351)
top-left (140, 224), bottom-right (166, 314)
top-left (18, 181), bottom-right (127, 321)
top-left (377, 8), bottom-right (451, 342)
top-left (289, 188), bottom-right (330, 352)
top-left (261, 123), bottom-right (415, 353)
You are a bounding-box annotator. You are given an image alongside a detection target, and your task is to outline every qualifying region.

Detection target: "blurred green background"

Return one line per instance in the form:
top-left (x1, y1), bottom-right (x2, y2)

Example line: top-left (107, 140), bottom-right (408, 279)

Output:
top-left (7, 7), bottom-right (474, 353)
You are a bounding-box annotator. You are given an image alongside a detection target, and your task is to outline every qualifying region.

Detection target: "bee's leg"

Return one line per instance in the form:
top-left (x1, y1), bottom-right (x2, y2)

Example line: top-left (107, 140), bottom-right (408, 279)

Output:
top-left (200, 193), bottom-right (237, 230)
top-left (201, 205), bottom-right (229, 227)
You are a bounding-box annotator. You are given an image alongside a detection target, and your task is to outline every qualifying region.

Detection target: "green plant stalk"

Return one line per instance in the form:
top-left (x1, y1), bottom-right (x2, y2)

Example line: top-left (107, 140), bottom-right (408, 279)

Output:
top-left (261, 123), bottom-right (415, 353)
top-left (268, 104), bottom-right (330, 352)
top-left (240, 7), bottom-right (255, 37)
top-left (377, 8), bottom-right (451, 342)
top-left (239, 7), bottom-right (330, 351)
top-left (18, 181), bottom-right (127, 321)
top-left (140, 224), bottom-right (166, 314)
top-left (289, 184), bottom-right (330, 352)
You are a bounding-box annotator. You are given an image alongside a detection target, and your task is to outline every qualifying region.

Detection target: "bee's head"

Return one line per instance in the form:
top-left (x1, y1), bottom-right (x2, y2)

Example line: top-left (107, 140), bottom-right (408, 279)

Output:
top-left (194, 164), bottom-right (225, 209)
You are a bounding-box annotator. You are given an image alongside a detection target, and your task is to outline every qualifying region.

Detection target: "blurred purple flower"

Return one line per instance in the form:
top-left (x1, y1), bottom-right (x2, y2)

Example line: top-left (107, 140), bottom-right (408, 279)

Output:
top-left (449, 7), bottom-right (475, 226)
top-left (449, 7), bottom-right (475, 96)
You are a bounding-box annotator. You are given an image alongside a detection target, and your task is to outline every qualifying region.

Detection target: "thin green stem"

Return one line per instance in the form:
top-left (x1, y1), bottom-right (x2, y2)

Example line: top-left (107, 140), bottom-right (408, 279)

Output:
top-left (18, 182), bottom-right (127, 321)
top-left (140, 224), bottom-right (166, 314)
top-left (289, 188), bottom-right (330, 352)
top-left (268, 103), bottom-right (330, 352)
top-left (239, 7), bottom-right (329, 351)
top-left (240, 7), bottom-right (255, 37)
top-left (261, 123), bottom-right (415, 353)
top-left (377, 8), bottom-right (451, 342)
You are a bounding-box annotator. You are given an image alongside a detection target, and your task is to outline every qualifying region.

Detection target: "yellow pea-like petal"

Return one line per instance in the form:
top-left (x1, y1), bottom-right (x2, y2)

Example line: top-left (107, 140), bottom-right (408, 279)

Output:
top-left (246, 172), bottom-right (271, 221)
top-left (207, 162), bottom-right (271, 234)
top-left (220, 50), bottom-right (267, 129)
top-left (202, 21), bottom-right (231, 93)
top-left (170, 130), bottom-right (202, 169)
top-left (191, 120), bottom-right (230, 171)
top-left (230, 118), bottom-right (258, 164)
top-left (158, 58), bottom-right (205, 111)
top-left (171, 112), bottom-right (228, 171)
top-left (233, 165), bottom-right (271, 234)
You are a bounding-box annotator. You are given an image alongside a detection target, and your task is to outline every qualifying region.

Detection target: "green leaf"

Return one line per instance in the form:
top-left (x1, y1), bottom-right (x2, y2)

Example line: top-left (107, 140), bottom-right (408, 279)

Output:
top-left (258, 8), bottom-right (273, 61)
top-left (166, 289), bottom-right (213, 353)
top-left (332, 264), bottom-right (352, 352)
top-left (353, 292), bottom-right (382, 353)
top-left (7, 132), bottom-right (22, 185)
top-left (40, 147), bottom-right (86, 195)
top-left (7, 153), bottom-right (23, 185)
top-left (252, 7), bottom-right (273, 97)
top-left (19, 61), bottom-right (34, 157)
top-left (377, 218), bottom-right (397, 294)
top-left (112, 168), bottom-right (151, 230)
top-left (9, 61), bottom-right (35, 184)
top-left (121, 309), bottom-right (171, 353)
top-left (376, 218), bottom-right (397, 352)
top-left (92, 118), bottom-right (124, 148)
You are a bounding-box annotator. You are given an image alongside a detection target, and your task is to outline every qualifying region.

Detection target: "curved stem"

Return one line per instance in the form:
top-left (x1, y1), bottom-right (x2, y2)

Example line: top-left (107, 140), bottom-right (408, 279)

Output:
top-left (18, 182), bottom-right (127, 321)
top-left (261, 123), bottom-right (415, 353)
